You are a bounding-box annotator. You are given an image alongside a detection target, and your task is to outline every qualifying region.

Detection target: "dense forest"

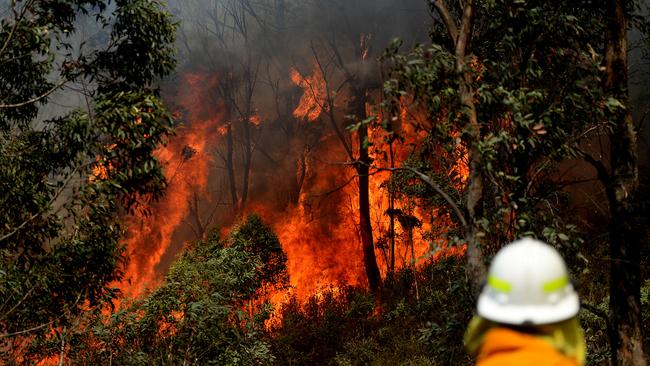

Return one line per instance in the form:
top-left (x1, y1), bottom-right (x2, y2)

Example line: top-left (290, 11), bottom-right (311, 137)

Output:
top-left (0, 0), bottom-right (649, 365)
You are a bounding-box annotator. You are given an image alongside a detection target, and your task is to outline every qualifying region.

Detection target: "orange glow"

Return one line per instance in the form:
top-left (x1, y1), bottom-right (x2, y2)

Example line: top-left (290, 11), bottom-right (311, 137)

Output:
top-left (290, 65), bottom-right (327, 121)
top-left (89, 157), bottom-right (110, 182)
top-left (119, 66), bottom-right (469, 321)
top-left (217, 124), bottom-right (229, 136)
top-left (450, 131), bottom-right (469, 184)
top-left (258, 100), bottom-right (467, 312)
top-left (118, 71), bottom-right (225, 299)
top-left (249, 114), bottom-right (262, 126)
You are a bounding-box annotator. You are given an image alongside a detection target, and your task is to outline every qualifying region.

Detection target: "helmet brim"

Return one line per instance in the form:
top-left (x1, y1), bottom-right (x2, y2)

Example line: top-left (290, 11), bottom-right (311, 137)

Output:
top-left (477, 291), bottom-right (580, 325)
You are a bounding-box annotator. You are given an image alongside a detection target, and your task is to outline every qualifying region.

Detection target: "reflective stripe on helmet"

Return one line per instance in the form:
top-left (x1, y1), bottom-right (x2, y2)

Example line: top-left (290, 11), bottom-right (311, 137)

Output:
top-left (543, 276), bottom-right (569, 293)
top-left (488, 275), bottom-right (512, 293)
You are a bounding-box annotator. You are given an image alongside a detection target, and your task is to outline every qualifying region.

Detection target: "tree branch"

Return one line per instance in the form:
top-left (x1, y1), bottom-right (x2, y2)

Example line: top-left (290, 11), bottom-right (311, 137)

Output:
top-left (580, 148), bottom-right (611, 185)
top-left (310, 43), bottom-right (355, 160)
top-left (384, 166), bottom-right (469, 235)
top-left (581, 302), bottom-right (612, 330)
top-left (430, 0), bottom-right (458, 43)
top-left (0, 79), bottom-right (68, 109)
top-left (0, 163), bottom-right (81, 243)
top-left (0, 0), bottom-right (34, 59)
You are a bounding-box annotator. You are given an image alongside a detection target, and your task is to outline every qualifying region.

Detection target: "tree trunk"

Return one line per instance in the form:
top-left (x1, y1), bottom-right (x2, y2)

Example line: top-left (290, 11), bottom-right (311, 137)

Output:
top-left (290, 152), bottom-right (307, 206)
top-left (241, 116), bottom-right (252, 210)
top-left (455, 0), bottom-right (486, 293)
top-left (226, 123), bottom-right (238, 214)
top-left (389, 141), bottom-right (396, 276)
top-left (605, 0), bottom-right (647, 364)
top-left (358, 116), bottom-right (382, 293)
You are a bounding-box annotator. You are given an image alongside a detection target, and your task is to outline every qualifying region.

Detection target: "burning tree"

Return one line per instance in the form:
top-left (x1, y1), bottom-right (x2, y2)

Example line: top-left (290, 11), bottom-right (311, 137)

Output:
top-left (127, 0), bottom-right (454, 306)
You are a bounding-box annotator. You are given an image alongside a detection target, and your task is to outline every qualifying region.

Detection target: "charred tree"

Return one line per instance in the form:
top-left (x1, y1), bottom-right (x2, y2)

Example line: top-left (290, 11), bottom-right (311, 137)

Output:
top-left (353, 90), bottom-right (382, 293)
top-left (226, 122), bottom-right (239, 213)
top-left (241, 113), bottom-right (253, 209)
top-left (388, 140), bottom-right (396, 276)
top-left (311, 38), bottom-right (383, 295)
top-left (604, 0), bottom-right (647, 364)
top-left (289, 152), bottom-right (308, 206)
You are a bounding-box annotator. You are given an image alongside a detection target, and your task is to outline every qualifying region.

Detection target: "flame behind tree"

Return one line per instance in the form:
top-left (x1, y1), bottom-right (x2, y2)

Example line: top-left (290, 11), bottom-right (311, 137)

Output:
top-left (118, 0), bottom-right (466, 308)
top-left (290, 66), bottom-right (328, 121)
top-left (119, 72), bottom-right (224, 299)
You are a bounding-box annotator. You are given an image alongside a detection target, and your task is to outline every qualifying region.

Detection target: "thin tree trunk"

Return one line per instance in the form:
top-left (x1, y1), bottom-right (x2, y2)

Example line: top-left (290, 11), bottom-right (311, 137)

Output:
top-left (408, 226), bottom-right (419, 300)
top-left (290, 152), bottom-right (307, 206)
top-left (456, 0), bottom-right (486, 293)
top-left (605, 0), bottom-right (647, 364)
top-left (431, 0), bottom-right (486, 292)
top-left (226, 123), bottom-right (238, 214)
top-left (389, 141), bottom-right (396, 276)
top-left (241, 117), bottom-right (252, 210)
top-left (358, 119), bottom-right (382, 293)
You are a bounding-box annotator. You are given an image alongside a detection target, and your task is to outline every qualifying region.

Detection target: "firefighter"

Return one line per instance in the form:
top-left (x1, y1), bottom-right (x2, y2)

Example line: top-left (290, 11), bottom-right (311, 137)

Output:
top-left (464, 238), bottom-right (586, 366)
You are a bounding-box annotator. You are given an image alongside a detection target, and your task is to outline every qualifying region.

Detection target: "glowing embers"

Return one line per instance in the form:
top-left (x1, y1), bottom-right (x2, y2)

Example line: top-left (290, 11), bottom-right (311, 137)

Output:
top-left (290, 65), bottom-right (328, 121)
top-left (89, 156), bottom-right (111, 182)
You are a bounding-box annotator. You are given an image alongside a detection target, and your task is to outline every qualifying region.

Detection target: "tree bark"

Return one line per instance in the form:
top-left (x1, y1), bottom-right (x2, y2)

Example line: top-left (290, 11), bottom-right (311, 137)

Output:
top-left (241, 115), bottom-right (252, 210)
top-left (605, 0), bottom-right (647, 364)
top-left (456, 0), bottom-right (486, 293)
top-left (356, 126), bottom-right (381, 293)
top-left (389, 141), bottom-right (396, 276)
top-left (290, 152), bottom-right (307, 206)
top-left (226, 123), bottom-right (238, 214)
top-left (431, 0), bottom-right (486, 292)
top-left (356, 98), bottom-right (382, 293)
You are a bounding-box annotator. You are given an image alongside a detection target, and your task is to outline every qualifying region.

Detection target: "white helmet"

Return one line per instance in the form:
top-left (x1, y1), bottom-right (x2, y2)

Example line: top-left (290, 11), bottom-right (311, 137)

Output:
top-left (477, 238), bottom-right (580, 325)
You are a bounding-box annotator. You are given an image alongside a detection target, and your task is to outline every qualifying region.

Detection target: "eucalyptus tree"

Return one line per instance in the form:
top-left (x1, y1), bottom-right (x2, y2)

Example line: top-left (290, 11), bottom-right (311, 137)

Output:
top-left (384, 0), bottom-right (650, 364)
top-left (382, 0), bottom-right (605, 290)
top-left (0, 0), bottom-right (176, 361)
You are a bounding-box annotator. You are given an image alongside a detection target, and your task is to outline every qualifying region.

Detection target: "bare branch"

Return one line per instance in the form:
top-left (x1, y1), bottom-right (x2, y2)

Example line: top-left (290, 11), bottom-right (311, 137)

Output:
top-left (0, 285), bottom-right (37, 321)
top-left (0, 319), bottom-right (54, 338)
top-left (310, 42), bottom-right (355, 160)
top-left (0, 79), bottom-right (68, 109)
top-left (580, 148), bottom-right (611, 185)
top-left (0, 163), bottom-right (82, 243)
top-left (0, 0), bottom-right (34, 59)
top-left (381, 165), bottom-right (469, 235)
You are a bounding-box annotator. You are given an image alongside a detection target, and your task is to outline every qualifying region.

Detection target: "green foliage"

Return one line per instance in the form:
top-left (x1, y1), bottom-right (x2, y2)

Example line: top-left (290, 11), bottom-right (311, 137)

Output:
top-left (579, 298), bottom-right (611, 365)
top-left (65, 214), bottom-right (286, 365)
top-left (381, 0), bottom-right (607, 257)
top-left (270, 255), bottom-right (473, 366)
top-left (0, 0), bottom-right (176, 360)
top-left (229, 214), bottom-right (289, 293)
top-left (642, 280), bottom-right (650, 353)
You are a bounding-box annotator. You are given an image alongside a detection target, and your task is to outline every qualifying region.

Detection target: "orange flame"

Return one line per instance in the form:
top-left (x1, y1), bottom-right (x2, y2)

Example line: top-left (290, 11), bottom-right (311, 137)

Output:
top-left (119, 66), bottom-right (468, 319)
top-left (290, 65), bottom-right (328, 121)
top-left (119, 71), bottom-right (224, 299)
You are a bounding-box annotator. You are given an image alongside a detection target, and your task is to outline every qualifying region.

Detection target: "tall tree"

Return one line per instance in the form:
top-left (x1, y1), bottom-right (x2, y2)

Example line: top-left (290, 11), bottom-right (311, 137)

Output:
top-left (0, 0), bottom-right (176, 360)
top-left (382, 0), bottom-right (607, 293)
top-left (429, 0), bottom-right (486, 292)
top-left (604, 0), bottom-right (647, 364)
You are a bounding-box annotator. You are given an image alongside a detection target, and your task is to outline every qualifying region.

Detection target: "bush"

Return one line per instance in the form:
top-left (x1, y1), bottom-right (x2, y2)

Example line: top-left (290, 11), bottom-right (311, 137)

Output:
top-left (67, 215), bottom-right (286, 365)
top-left (270, 253), bottom-right (473, 365)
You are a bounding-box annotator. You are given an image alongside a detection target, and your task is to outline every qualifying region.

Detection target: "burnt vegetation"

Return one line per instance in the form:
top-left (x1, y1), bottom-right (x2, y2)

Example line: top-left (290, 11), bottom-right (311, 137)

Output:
top-left (0, 0), bottom-right (649, 365)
